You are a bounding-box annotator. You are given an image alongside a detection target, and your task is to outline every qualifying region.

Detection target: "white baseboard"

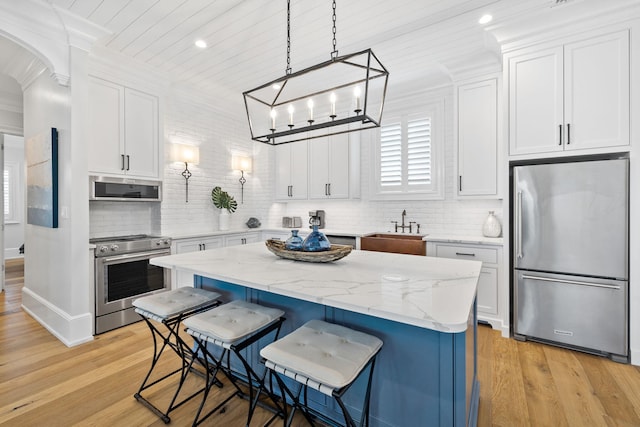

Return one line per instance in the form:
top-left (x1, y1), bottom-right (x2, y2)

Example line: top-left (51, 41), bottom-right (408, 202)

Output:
top-left (5, 248), bottom-right (23, 259)
top-left (21, 287), bottom-right (94, 347)
top-left (631, 347), bottom-right (640, 367)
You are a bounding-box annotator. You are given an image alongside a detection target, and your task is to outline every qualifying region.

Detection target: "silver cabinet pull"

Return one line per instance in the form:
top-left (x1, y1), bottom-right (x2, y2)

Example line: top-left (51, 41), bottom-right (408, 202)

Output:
top-left (328, 183), bottom-right (331, 196)
top-left (121, 154), bottom-right (125, 170)
top-left (126, 155), bottom-right (130, 171)
top-left (521, 274), bottom-right (621, 290)
top-left (567, 123), bottom-right (571, 145)
top-left (459, 176), bottom-right (462, 192)
top-left (455, 252), bottom-right (475, 257)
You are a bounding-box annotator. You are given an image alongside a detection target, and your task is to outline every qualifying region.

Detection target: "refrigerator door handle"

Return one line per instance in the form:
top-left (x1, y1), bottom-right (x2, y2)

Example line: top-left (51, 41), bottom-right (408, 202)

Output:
top-left (516, 190), bottom-right (523, 259)
top-left (521, 274), bottom-right (621, 290)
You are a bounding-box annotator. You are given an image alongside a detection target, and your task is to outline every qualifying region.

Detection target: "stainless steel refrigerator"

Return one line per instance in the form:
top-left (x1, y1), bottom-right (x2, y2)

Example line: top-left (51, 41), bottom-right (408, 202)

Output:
top-left (513, 158), bottom-right (628, 362)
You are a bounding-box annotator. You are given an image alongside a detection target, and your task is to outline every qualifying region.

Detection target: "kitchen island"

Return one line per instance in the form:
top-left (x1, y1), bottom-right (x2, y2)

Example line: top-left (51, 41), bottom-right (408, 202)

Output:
top-left (151, 243), bottom-right (482, 427)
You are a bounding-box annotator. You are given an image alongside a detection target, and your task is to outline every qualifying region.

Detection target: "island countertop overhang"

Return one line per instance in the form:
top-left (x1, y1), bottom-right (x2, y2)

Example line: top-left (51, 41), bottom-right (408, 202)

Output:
top-left (150, 243), bottom-right (482, 333)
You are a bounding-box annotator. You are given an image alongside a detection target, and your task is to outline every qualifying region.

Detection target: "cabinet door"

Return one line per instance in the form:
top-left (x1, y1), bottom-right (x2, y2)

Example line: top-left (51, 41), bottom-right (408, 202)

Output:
top-left (88, 78), bottom-right (125, 175)
top-left (309, 135), bottom-right (350, 199)
top-left (174, 239), bottom-right (201, 287)
top-left (200, 237), bottom-right (223, 251)
top-left (290, 141), bottom-right (308, 199)
top-left (508, 47), bottom-right (564, 155)
top-left (477, 267), bottom-right (498, 315)
top-left (274, 144), bottom-right (292, 200)
top-left (309, 137), bottom-right (330, 199)
top-left (124, 88), bottom-right (159, 178)
top-left (564, 31), bottom-right (629, 150)
top-left (224, 233), bottom-right (258, 247)
top-left (274, 142), bottom-right (308, 201)
top-left (327, 134), bottom-right (350, 199)
top-left (457, 79), bottom-right (498, 197)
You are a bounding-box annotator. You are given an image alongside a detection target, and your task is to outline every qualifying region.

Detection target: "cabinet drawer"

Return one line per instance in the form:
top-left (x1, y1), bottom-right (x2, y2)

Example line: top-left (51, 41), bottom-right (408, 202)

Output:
top-left (434, 244), bottom-right (498, 264)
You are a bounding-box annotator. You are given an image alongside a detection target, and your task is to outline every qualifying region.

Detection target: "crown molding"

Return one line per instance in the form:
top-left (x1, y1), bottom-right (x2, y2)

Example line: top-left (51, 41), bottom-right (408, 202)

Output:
top-left (488, 0), bottom-right (640, 53)
top-left (0, 0), bottom-right (110, 87)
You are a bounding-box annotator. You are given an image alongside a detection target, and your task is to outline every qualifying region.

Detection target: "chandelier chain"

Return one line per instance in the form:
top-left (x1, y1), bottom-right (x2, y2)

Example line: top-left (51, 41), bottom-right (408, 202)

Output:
top-left (331, 0), bottom-right (338, 59)
top-left (286, 0), bottom-right (291, 74)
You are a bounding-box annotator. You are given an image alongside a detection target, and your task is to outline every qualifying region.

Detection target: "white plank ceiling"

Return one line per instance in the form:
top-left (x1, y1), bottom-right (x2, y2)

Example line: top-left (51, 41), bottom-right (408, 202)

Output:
top-left (37, 0), bottom-right (640, 98)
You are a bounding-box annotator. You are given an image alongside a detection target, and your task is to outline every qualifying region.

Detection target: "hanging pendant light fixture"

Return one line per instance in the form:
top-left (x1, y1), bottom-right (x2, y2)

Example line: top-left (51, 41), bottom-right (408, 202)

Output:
top-left (243, 0), bottom-right (389, 145)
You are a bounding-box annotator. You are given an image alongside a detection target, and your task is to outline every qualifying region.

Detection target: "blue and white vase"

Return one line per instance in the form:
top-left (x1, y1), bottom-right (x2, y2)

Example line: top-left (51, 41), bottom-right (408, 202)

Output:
top-left (302, 224), bottom-right (331, 252)
top-left (285, 229), bottom-right (304, 251)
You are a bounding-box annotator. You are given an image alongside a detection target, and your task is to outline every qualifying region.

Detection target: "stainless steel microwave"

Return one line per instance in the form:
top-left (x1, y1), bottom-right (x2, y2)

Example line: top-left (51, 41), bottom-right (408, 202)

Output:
top-left (89, 176), bottom-right (162, 202)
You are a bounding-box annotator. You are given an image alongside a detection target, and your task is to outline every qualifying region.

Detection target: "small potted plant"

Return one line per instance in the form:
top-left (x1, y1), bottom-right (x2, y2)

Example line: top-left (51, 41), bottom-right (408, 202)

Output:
top-left (211, 186), bottom-right (237, 230)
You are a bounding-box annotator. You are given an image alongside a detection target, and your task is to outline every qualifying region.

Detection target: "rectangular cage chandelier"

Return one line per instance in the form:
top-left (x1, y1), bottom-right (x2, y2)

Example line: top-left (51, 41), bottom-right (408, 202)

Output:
top-left (242, 1), bottom-right (389, 146)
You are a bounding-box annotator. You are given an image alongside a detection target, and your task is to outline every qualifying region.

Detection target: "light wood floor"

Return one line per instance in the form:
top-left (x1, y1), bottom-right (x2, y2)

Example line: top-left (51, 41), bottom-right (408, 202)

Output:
top-left (2, 258), bottom-right (640, 426)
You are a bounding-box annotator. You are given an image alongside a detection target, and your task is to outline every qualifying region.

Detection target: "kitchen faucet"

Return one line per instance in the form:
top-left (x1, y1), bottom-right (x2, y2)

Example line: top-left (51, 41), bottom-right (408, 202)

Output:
top-left (391, 209), bottom-right (414, 233)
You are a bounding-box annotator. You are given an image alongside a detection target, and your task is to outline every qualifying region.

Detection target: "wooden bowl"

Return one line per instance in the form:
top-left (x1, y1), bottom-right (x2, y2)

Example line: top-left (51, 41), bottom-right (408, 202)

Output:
top-left (265, 239), bottom-right (352, 263)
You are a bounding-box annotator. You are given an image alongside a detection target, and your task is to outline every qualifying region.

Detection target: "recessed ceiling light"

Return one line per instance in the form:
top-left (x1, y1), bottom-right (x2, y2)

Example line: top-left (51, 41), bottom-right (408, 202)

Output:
top-left (195, 40), bottom-right (207, 48)
top-left (478, 14), bottom-right (493, 25)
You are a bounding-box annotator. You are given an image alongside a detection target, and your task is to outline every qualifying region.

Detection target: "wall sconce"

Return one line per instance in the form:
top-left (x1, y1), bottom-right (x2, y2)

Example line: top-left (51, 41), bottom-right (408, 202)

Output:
top-left (232, 155), bottom-right (252, 204)
top-left (170, 143), bottom-right (200, 203)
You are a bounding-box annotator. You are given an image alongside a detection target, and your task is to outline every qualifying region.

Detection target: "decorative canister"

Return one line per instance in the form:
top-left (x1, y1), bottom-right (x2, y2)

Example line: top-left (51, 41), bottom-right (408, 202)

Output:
top-left (301, 224), bottom-right (331, 252)
top-left (482, 211), bottom-right (502, 238)
top-left (285, 229), bottom-right (304, 251)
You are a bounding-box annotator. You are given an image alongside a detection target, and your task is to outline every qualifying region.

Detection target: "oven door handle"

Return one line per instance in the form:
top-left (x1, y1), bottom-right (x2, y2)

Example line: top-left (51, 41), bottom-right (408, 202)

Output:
top-left (100, 249), bottom-right (171, 263)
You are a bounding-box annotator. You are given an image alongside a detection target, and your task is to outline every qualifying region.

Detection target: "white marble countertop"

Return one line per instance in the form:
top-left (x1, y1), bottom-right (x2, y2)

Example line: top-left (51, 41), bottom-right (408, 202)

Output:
top-left (151, 243), bottom-right (482, 333)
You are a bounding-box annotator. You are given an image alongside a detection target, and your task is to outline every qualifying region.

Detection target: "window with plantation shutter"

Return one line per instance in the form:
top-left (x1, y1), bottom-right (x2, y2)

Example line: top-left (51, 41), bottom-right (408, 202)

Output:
top-left (374, 99), bottom-right (443, 200)
top-left (380, 123), bottom-right (402, 187)
top-left (407, 117), bottom-right (431, 186)
top-left (4, 162), bottom-right (17, 222)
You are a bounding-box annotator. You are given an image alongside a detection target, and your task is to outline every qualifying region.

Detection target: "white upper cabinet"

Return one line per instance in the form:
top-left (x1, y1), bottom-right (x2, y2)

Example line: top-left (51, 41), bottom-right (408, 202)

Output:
top-left (508, 30), bottom-right (629, 156)
top-left (564, 32), bottom-right (630, 150)
top-left (457, 78), bottom-right (498, 198)
top-left (274, 141), bottom-right (308, 201)
top-left (88, 77), bottom-right (159, 179)
top-left (309, 133), bottom-right (350, 199)
top-left (123, 89), bottom-right (159, 178)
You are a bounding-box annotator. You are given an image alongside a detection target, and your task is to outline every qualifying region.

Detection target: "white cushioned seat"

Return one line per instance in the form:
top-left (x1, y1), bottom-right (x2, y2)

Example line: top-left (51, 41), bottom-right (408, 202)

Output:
top-left (184, 300), bottom-right (285, 343)
top-left (133, 288), bottom-right (221, 319)
top-left (260, 319), bottom-right (383, 392)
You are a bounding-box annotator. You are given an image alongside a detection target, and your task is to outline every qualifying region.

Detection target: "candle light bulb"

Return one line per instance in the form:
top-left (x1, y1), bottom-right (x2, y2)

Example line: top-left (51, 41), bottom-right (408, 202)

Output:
top-left (330, 92), bottom-right (336, 117)
top-left (288, 104), bottom-right (294, 126)
top-left (270, 108), bottom-right (277, 130)
top-left (307, 99), bottom-right (314, 121)
top-left (354, 86), bottom-right (362, 112)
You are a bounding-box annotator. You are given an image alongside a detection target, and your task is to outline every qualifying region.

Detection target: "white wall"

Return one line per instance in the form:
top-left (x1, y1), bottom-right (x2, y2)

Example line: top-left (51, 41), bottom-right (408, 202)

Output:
top-left (22, 46), bottom-right (93, 346)
top-left (160, 87), bottom-right (275, 236)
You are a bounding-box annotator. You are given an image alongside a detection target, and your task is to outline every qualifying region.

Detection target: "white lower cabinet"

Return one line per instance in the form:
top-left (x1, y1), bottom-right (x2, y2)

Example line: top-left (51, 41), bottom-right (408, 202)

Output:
top-left (224, 232), bottom-right (260, 247)
top-left (427, 241), bottom-right (503, 330)
top-left (171, 236), bottom-right (223, 288)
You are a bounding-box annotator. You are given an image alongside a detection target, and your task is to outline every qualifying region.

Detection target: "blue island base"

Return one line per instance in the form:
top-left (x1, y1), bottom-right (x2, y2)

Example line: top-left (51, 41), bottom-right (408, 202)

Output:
top-left (196, 276), bottom-right (479, 427)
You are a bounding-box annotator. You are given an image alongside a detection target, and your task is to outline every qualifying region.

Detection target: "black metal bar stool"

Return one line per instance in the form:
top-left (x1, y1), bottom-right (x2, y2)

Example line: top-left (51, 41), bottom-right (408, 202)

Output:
top-left (260, 319), bottom-right (383, 427)
top-left (184, 299), bottom-right (286, 426)
top-left (132, 287), bottom-right (221, 423)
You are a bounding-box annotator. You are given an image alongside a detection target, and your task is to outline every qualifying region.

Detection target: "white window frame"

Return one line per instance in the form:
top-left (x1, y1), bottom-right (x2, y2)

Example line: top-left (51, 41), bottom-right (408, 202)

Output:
top-left (4, 161), bottom-right (20, 224)
top-left (372, 98), bottom-right (444, 200)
